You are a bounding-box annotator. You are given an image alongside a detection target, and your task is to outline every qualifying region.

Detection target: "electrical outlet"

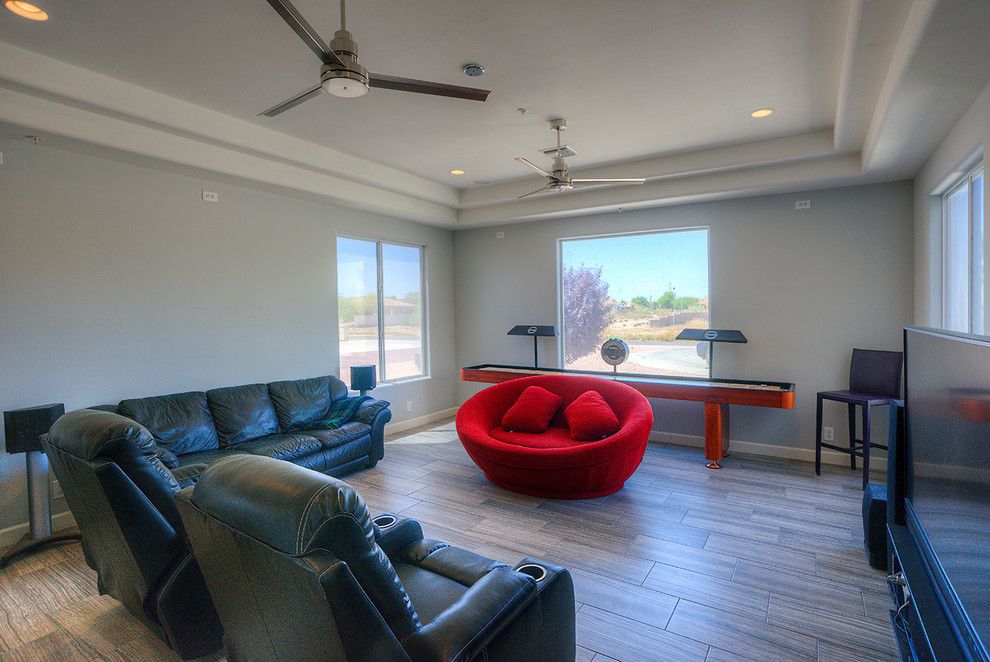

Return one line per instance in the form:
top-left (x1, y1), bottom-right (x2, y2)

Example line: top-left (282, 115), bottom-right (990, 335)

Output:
top-left (795, 199), bottom-right (811, 210)
top-left (496, 231), bottom-right (505, 239)
top-left (202, 190), bottom-right (218, 202)
top-left (406, 401), bottom-right (413, 412)
top-left (823, 426), bottom-right (835, 441)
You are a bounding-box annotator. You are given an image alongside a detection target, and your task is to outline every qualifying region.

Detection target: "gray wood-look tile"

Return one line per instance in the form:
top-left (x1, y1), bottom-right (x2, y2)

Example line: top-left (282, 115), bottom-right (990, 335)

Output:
top-left (731, 559), bottom-right (868, 617)
top-left (644, 561), bottom-right (771, 619)
top-left (667, 599), bottom-right (819, 661)
top-left (0, 418), bottom-right (899, 661)
top-left (576, 605), bottom-right (709, 662)
top-left (626, 534), bottom-right (738, 580)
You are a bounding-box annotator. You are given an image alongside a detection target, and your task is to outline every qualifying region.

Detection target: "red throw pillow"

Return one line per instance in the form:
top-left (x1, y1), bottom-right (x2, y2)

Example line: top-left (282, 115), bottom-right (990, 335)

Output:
top-left (501, 386), bottom-right (563, 433)
top-left (564, 390), bottom-right (620, 441)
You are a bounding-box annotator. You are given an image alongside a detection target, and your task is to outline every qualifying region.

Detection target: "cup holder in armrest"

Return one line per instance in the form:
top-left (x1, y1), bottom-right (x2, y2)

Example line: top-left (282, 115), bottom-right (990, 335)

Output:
top-left (373, 514), bottom-right (397, 529)
top-left (516, 563), bottom-right (547, 582)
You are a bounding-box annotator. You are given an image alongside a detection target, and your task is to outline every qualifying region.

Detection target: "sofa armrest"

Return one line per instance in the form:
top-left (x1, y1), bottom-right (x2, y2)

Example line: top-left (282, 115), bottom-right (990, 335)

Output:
top-left (355, 399), bottom-right (391, 466)
top-left (353, 398), bottom-right (391, 425)
top-left (400, 567), bottom-right (536, 662)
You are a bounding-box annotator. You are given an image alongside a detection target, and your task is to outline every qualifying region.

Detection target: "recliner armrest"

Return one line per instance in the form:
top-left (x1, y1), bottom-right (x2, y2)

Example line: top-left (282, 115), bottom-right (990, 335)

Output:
top-left (375, 516), bottom-right (424, 560)
top-left (400, 567), bottom-right (536, 662)
top-left (401, 540), bottom-right (506, 586)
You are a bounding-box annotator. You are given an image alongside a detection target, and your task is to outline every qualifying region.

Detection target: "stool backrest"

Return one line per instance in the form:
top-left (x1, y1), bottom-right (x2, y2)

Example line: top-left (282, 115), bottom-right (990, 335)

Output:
top-left (850, 348), bottom-right (903, 398)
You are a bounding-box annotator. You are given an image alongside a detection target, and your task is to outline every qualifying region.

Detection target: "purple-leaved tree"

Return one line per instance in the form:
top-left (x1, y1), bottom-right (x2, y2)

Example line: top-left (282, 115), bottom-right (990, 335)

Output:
top-left (562, 265), bottom-right (613, 364)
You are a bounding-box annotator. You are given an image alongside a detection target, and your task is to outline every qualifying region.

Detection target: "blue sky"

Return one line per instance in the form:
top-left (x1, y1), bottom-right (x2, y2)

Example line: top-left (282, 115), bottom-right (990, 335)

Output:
top-left (337, 237), bottom-right (422, 298)
top-left (561, 229), bottom-right (709, 301)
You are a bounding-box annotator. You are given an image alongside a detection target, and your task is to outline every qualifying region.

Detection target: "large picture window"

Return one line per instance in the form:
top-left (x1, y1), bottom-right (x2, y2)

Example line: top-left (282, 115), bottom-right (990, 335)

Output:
top-left (942, 165), bottom-right (984, 334)
top-left (337, 236), bottom-right (426, 387)
top-left (559, 228), bottom-right (710, 377)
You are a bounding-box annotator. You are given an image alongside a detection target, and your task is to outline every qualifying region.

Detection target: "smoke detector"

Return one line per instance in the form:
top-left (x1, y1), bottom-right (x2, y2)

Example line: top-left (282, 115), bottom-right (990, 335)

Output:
top-left (463, 63), bottom-right (485, 77)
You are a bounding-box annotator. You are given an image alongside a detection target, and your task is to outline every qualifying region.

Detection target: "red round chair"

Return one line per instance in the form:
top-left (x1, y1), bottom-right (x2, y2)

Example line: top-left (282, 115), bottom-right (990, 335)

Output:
top-left (456, 375), bottom-right (653, 499)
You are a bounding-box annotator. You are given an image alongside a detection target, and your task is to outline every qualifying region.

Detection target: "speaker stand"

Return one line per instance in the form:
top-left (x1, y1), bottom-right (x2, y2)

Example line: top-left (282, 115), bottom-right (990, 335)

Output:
top-left (0, 451), bottom-right (81, 568)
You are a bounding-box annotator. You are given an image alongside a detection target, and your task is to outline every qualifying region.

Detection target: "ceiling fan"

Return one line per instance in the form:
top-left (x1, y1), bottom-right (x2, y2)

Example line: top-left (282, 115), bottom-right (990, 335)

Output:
top-left (514, 118), bottom-right (647, 198)
top-left (260, 0), bottom-right (491, 117)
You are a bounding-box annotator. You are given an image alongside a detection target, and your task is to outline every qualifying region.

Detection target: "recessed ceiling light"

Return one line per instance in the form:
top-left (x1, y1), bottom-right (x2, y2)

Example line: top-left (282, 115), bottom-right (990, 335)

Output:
top-left (751, 108), bottom-right (774, 118)
top-left (449, 169), bottom-right (465, 176)
top-left (5, 1), bottom-right (48, 21)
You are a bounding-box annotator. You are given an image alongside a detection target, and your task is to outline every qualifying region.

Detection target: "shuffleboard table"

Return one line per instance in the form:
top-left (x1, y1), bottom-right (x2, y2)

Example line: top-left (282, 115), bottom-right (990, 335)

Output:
top-left (461, 364), bottom-right (796, 469)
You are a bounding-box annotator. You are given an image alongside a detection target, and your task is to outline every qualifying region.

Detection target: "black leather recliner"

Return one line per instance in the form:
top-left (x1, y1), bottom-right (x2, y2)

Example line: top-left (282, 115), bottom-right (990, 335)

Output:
top-left (175, 454), bottom-right (577, 662)
top-left (43, 409), bottom-right (224, 659)
top-left (42, 373), bottom-right (391, 659)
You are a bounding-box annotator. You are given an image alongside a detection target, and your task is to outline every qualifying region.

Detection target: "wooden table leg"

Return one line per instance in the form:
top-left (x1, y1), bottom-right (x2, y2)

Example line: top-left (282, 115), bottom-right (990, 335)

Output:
top-left (704, 402), bottom-right (729, 469)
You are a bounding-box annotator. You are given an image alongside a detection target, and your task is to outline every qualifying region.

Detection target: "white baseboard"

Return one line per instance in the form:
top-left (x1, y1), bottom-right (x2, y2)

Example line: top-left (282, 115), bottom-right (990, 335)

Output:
top-left (386, 408), bottom-right (458, 435)
top-left (649, 430), bottom-right (888, 472)
top-left (0, 510), bottom-right (77, 549)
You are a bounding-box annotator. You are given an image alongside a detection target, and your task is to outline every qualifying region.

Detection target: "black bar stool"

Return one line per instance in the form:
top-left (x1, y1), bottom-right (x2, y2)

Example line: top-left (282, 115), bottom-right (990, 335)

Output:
top-left (816, 349), bottom-right (903, 489)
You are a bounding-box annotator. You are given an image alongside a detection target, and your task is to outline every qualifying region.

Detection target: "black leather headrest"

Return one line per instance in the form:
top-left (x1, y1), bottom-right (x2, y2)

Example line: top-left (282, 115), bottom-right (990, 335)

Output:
top-left (47, 408), bottom-right (157, 461)
top-left (189, 454), bottom-right (375, 555)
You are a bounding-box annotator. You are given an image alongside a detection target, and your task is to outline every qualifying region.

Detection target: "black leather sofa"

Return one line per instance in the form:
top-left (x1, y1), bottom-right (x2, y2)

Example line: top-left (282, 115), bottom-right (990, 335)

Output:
top-left (175, 454), bottom-right (577, 662)
top-left (42, 374), bottom-right (390, 659)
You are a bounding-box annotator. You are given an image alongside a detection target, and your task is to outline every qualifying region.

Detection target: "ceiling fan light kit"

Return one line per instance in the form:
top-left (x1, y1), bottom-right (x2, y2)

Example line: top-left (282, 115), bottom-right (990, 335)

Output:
top-left (321, 29), bottom-right (369, 97)
top-left (261, 0), bottom-right (491, 116)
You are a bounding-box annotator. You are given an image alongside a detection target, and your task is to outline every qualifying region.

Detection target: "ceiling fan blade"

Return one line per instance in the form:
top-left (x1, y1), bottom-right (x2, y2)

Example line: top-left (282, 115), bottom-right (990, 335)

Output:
top-left (260, 84), bottom-right (325, 117)
top-left (369, 73), bottom-right (490, 101)
top-left (570, 178), bottom-right (647, 184)
top-left (265, 0), bottom-right (343, 67)
top-left (518, 187), bottom-right (549, 199)
top-left (514, 157), bottom-right (551, 177)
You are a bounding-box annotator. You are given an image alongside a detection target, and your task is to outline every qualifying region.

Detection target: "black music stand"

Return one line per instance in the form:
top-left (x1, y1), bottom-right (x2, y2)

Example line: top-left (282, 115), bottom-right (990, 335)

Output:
top-left (675, 329), bottom-right (747, 378)
top-left (507, 325), bottom-right (557, 368)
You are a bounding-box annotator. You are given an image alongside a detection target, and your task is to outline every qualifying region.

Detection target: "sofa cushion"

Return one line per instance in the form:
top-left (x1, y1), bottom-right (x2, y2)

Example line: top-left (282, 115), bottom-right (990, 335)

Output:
top-left (267, 376), bottom-right (332, 431)
top-left (328, 375), bottom-right (348, 401)
top-left (207, 384), bottom-right (280, 447)
top-left (118, 392), bottom-right (220, 456)
top-left (489, 425), bottom-right (579, 450)
top-left (236, 433), bottom-right (324, 462)
top-left (175, 447), bottom-right (249, 468)
top-left (501, 386), bottom-right (562, 433)
top-left (171, 463), bottom-right (209, 489)
top-left (564, 390), bottom-right (620, 441)
top-left (303, 421), bottom-right (371, 449)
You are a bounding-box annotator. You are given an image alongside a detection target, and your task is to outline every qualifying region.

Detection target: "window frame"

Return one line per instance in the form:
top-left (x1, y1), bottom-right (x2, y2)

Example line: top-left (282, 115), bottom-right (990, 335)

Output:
top-left (941, 164), bottom-right (984, 334)
top-left (336, 233), bottom-right (430, 386)
top-left (555, 226), bottom-right (712, 374)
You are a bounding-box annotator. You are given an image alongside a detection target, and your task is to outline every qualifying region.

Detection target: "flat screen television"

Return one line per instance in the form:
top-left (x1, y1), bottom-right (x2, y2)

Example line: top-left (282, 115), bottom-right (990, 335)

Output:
top-left (903, 327), bottom-right (990, 660)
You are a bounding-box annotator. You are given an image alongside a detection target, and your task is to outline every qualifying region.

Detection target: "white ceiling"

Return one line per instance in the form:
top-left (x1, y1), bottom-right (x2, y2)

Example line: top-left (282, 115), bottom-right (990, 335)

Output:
top-left (0, 0), bottom-right (848, 186)
top-left (1, 0), bottom-right (988, 226)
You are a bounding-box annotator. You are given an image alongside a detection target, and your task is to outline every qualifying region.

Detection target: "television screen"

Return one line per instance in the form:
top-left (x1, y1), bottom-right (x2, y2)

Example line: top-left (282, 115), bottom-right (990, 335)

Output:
top-left (905, 327), bottom-right (990, 655)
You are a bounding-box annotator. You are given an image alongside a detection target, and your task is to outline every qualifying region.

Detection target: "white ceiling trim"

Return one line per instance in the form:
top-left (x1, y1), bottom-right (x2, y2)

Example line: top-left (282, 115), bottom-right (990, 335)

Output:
top-left (1, 0), bottom-right (985, 230)
top-left (460, 129), bottom-right (838, 210)
top-left (860, 0), bottom-right (938, 169)
top-left (832, 0), bottom-right (865, 153)
top-left (458, 154), bottom-right (868, 227)
top-left (0, 86), bottom-right (456, 225)
top-left (0, 41), bottom-right (458, 210)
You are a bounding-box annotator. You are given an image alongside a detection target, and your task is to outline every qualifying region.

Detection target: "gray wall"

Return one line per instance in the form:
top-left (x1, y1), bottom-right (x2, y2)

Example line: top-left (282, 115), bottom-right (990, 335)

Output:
top-left (913, 82), bottom-right (989, 328)
top-left (0, 142), bottom-right (457, 533)
top-left (454, 182), bottom-right (914, 454)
